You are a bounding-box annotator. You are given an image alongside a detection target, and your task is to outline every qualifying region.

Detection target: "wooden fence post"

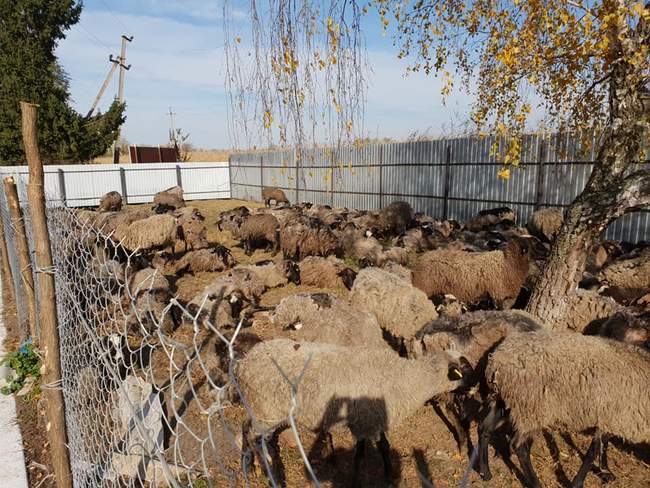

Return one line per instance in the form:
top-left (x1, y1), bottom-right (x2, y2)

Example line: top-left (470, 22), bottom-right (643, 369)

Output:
top-left (21, 101), bottom-right (74, 488)
top-left (0, 208), bottom-right (16, 311)
top-left (3, 176), bottom-right (37, 342)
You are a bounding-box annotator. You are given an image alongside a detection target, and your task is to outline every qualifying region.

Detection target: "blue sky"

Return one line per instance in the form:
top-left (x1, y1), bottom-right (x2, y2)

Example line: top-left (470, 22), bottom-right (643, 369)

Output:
top-left (56, 0), bottom-right (472, 148)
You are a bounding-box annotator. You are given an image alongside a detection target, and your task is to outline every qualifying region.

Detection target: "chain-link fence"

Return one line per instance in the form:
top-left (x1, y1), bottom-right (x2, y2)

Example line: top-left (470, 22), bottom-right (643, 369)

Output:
top-left (0, 176), bottom-right (324, 487)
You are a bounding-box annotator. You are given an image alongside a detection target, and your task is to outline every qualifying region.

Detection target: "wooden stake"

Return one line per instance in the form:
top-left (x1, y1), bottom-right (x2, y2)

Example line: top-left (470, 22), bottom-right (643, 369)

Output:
top-left (3, 176), bottom-right (37, 341)
top-left (0, 207), bottom-right (16, 308)
top-left (21, 101), bottom-right (73, 488)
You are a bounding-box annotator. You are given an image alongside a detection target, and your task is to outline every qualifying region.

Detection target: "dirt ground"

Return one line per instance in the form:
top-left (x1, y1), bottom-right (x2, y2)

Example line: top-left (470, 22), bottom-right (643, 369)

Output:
top-left (132, 198), bottom-right (650, 488)
top-left (2, 285), bottom-right (56, 488)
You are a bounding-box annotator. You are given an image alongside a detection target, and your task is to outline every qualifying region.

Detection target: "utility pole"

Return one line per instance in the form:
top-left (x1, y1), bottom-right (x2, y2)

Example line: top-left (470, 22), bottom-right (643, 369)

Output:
top-left (168, 107), bottom-right (177, 145)
top-left (112, 35), bottom-right (133, 164)
top-left (86, 55), bottom-right (120, 118)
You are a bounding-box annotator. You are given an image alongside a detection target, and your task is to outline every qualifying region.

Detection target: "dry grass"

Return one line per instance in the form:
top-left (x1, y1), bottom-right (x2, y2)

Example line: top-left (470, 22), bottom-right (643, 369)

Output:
top-left (89, 149), bottom-right (231, 164)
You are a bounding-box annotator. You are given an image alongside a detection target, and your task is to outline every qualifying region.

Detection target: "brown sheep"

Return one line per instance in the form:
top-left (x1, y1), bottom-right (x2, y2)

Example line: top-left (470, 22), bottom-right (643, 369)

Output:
top-left (349, 267), bottom-right (439, 353)
top-left (270, 293), bottom-right (387, 349)
top-left (478, 330), bottom-right (650, 487)
top-left (298, 256), bottom-right (357, 290)
top-left (598, 247), bottom-right (650, 303)
top-left (98, 191), bottom-right (123, 212)
top-left (239, 214), bottom-right (280, 255)
top-left (172, 246), bottom-right (235, 274)
top-left (377, 201), bottom-right (414, 236)
top-left (409, 310), bottom-right (544, 453)
top-left (279, 218), bottom-right (340, 259)
top-left (550, 289), bottom-right (623, 333)
top-left (173, 207), bottom-right (208, 251)
top-left (526, 207), bottom-right (564, 242)
top-left (262, 187), bottom-right (289, 207)
top-left (465, 207), bottom-right (516, 232)
top-left (235, 259), bottom-right (300, 288)
top-left (412, 238), bottom-right (530, 309)
top-left (153, 186), bottom-right (186, 213)
top-left (216, 206), bottom-right (250, 234)
top-left (114, 213), bottom-right (179, 253)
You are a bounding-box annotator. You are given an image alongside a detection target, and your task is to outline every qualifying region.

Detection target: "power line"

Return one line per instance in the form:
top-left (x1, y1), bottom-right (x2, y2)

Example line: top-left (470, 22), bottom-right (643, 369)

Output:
top-left (97, 0), bottom-right (133, 36)
top-left (76, 22), bottom-right (114, 50)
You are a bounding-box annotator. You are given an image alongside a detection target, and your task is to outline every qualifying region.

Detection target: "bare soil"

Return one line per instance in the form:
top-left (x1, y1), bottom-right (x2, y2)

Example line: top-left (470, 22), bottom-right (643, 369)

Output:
top-left (2, 285), bottom-right (55, 488)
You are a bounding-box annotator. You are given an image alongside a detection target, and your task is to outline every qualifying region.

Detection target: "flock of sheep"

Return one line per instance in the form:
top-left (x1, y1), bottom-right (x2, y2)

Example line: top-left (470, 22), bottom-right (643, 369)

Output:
top-left (71, 185), bottom-right (649, 487)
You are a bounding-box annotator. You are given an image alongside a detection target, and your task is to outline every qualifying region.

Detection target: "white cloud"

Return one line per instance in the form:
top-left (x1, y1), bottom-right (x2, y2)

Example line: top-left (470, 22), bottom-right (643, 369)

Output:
top-left (57, 7), bottom-right (478, 148)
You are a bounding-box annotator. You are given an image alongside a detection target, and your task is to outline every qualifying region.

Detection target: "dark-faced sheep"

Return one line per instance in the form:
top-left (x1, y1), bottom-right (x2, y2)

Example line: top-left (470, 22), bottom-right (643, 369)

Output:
top-left (239, 214), bottom-right (280, 255)
top-left (237, 339), bottom-right (469, 485)
top-left (216, 206), bottom-right (250, 234)
top-left (98, 191), bottom-right (123, 212)
top-left (478, 330), bottom-right (650, 488)
top-left (377, 201), bottom-right (414, 236)
top-left (173, 207), bottom-right (208, 251)
top-left (526, 207), bottom-right (564, 242)
top-left (153, 186), bottom-right (186, 213)
top-left (262, 187), bottom-right (289, 207)
top-left (412, 238), bottom-right (530, 309)
top-left (465, 207), bottom-right (516, 232)
top-left (298, 256), bottom-right (357, 290)
top-left (408, 310), bottom-right (544, 452)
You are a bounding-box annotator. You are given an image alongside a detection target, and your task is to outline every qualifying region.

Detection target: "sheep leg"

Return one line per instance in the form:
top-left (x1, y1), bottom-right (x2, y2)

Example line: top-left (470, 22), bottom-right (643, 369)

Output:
top-left (596, 434), bottom-right (616, 483)
top-left (241, 419), bottom-right (258, 478)
top-left (570, 434), bottom-right (600, 488)
top-left (514, 438), bottom-right (542, 488)
top-left (437, 401), bottom-right (468, 454)
top-left (477, 402), bottom-right (501, 481)
top-left (350, 439), bottom-right (367, 488)
top-left (377, 432), bottom-right (395, 480)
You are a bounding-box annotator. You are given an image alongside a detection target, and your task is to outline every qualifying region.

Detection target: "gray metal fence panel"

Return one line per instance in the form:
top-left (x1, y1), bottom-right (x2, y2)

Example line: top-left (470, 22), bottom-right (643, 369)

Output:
top-left (230, 135), bottom-right (649, 242)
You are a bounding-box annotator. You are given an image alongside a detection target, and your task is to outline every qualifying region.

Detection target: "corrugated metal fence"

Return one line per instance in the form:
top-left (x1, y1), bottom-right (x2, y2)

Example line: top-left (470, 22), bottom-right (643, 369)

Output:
top-left (0, 162), bottom-right (230, 207)
top-left (230, 134), bottom-right (650, 242)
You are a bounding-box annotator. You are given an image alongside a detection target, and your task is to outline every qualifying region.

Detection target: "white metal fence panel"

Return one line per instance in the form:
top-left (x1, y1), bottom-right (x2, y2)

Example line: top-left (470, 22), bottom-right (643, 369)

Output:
top-left (0, 162), bottom-right (230, 207)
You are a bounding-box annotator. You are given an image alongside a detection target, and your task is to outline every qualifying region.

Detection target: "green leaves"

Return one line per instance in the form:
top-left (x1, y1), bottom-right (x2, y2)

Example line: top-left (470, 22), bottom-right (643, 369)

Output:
top-left (1, 340), bottom-right (41, 397)
top-left (0, 0), bottom-right (125, 164)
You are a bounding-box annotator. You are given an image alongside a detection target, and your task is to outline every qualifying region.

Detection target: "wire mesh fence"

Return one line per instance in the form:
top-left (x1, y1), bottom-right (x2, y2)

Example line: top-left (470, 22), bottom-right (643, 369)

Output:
top-left (0, 178), bottom-right (327, 487)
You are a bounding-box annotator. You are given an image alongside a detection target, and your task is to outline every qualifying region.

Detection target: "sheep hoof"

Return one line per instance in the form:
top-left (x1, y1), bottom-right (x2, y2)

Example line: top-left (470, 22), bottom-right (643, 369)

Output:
top-left (479, 469), bottom-right (492, 481)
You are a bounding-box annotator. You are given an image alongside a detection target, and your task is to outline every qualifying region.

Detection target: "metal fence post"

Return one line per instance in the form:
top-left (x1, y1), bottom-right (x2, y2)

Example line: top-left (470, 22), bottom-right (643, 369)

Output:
top-left (21, 101), bottom-right (73, 488)
top-left (58, 168), bottom-right (67, 206)
top-left (443, 144), bottom-right (452, 220)
top-left (119, 167), bottom-right (128, 204)
top-left (228, 155), bottom-right (233, 199)
top-left (176, 164), bottom-right (183, 189)
top-left (3, 177), bottom-right (37, 342)
top-left (260, 154), bottom-right (264, 197)
top-left (534, 137), bottom-right (547, 210)
top-left (379, 145), bottom-right (384, 209)
top-left (294, 148), bottom-right (299, 203)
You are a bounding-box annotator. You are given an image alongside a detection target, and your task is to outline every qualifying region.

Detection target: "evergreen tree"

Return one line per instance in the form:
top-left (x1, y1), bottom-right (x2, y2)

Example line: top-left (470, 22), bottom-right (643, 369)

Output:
top-left (0, 0), bottom-right (125, 164)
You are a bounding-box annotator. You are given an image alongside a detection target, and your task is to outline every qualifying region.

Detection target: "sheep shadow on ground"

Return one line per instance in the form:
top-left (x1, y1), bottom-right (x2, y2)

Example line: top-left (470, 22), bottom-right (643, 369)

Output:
top-left (295, 396), bottom-right (402, 488)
